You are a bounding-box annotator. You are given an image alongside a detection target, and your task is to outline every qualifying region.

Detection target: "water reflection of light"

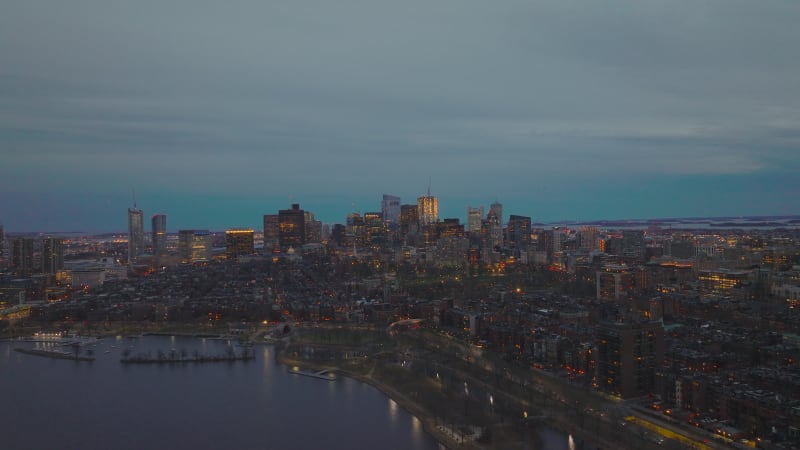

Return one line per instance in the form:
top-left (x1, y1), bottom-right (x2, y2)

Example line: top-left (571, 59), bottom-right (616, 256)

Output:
top-left (388, 398), bottom-right (398, 423)
top-left (261, 348), bottom-right (272, 380)
top-left (411, 415), bottom-right (421, 434)
top-left (568, 433), bottom-right (575, 450)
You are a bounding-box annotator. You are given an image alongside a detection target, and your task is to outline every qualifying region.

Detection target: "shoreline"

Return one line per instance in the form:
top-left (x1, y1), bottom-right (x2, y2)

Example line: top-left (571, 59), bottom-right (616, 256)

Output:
top-left (275, 352), bottom-right (473, 450)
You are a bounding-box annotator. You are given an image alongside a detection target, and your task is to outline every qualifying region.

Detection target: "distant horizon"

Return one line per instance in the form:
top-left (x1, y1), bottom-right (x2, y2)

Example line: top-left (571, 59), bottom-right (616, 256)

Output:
top-left (3, 212), bottom-right (798, 236)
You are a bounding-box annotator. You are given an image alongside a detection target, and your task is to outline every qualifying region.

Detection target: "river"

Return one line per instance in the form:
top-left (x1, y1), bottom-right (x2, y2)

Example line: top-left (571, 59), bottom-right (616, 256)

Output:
top-left (1, 336), bottom-right (580, 450)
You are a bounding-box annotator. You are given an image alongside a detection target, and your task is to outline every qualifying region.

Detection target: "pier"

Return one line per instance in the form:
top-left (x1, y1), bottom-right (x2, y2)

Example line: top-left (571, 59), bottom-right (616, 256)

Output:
top-left (288, 366), bottom-right (337, 381)
top-left (14, 348), bottom-right (95, 362)
top-left (120, 348), bottom-right (255, 364)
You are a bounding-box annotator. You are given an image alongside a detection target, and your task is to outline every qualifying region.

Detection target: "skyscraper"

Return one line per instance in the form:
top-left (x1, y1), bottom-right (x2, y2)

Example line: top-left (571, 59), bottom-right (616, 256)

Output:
top-left (381, 194), bottom-right (401, 228)
top-left (304, 211), bottom-right (322, 244)
top-left (151, 214), bottom-right (167, 255)
top-left (399, 204), bottom-right (418, 239)
top-left (225, 228), bottom-right (255, 259)
top-left (417, 194), bottom-right (438, 226)
top-left (467, 206), bottom-right (484, 234)
top-left (128, 205), bottom-right (144, 264)
top-left (507, 215), bottom-right (531, 249)
top-left (489, 201), bottom-right (503, 230)
top-left (579, 226), bottom-right (599, 251)
top-left (12, 238), bottom-right (34, 277)
top-left (363, 212), bottom-right (385, 246)
top-left (41, 238), bottom-right (64, 274)
top-left (486, 208), bottom-right (503, 250)
top-left (263, 214), bottom-right (279, 253)
top-left (346, 212), bottom-right (365, 248)
top-left (278, 204), bottom-right (305, 250)
top-left (178, 229), bottom-right (211, 263)
top-left (0, 223), bottom-right (5, 269)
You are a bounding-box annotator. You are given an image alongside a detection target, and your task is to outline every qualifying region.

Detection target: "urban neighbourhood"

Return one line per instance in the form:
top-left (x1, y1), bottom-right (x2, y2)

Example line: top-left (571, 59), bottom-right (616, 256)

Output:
top-left (1, 193), bottom-right (799, 449)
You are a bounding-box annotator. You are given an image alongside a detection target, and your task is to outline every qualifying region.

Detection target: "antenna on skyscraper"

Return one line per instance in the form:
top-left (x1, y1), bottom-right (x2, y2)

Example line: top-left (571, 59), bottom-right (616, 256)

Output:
top-left (427, 177), bottom-right (431, 196)
top-left (132, 188), bottom-right (137, 209)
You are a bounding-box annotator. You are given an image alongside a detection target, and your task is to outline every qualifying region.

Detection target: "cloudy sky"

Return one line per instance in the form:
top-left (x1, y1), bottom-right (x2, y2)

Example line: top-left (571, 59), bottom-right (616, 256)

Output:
top-left (1, 0), bottom-right (798, 232)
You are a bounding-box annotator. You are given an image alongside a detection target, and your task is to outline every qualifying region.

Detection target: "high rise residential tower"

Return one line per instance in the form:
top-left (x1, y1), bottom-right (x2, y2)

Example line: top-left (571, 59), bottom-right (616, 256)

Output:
top-left (41, 238), bottom-right (64, 274)
top-left (11, 238), bottom-right (34, 277)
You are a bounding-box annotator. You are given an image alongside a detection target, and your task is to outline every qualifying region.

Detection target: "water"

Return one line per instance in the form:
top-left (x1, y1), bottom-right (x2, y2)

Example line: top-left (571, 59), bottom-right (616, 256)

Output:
top-left (1, 336), bottom-right (578, 450)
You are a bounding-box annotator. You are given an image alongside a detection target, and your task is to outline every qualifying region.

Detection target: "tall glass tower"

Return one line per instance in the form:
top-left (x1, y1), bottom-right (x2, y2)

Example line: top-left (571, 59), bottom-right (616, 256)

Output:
top-left (151, 214), bottom-right (167, 255)
top-left (417, 195), bottom-right (438, 226)
top-left (128, 206), bottom-right (144, 264)
top-left (381, 194), bottom-right (401, 228)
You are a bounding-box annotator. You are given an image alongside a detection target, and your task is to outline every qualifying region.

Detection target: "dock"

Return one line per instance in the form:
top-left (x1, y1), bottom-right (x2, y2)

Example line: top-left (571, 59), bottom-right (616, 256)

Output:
top-left (120, 349), bottom-right (255, 364)
top-left (288, 366), bottom-right (337, 381)
top-left (14, 348), bottom-right (95, 362)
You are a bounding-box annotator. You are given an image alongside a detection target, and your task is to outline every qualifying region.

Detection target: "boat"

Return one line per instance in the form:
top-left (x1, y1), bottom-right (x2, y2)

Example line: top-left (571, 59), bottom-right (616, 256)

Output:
top-left (288, 366), bottom-right (337, 381)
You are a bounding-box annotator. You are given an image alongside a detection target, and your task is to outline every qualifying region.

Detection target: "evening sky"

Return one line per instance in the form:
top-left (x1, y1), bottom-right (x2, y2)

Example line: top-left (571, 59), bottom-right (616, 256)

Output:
top-left (1, 1), bottom-right (798, 231)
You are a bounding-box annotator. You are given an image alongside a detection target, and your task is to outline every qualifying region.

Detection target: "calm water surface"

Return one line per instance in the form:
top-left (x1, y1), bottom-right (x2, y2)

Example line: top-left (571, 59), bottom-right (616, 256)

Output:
top-left (1, 336), bottom-right (578, 450)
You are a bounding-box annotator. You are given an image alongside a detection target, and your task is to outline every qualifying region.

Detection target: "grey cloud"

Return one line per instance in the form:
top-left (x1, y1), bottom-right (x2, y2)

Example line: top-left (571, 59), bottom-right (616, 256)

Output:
top-left (1, 0), bottom-right (799, 198)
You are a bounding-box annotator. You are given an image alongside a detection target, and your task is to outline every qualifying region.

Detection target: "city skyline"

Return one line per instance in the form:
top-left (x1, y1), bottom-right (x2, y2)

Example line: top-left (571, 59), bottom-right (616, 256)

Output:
top-left (2, 1), bottom-right (799, 231)
top-left (2, 188), bottom-right (800, 234)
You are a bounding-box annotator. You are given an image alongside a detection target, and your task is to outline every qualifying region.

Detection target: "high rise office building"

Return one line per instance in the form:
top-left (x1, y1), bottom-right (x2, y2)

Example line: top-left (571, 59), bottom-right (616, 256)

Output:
top-left (263, 214), bottom-right (279, 252)
top-left (151, 214), bottom-right (167, 255)
top-left (507, 215), bottom-right (531, 249)
top-left (278, 204), bottom-right (305, 250)
top-left (486, 208), bottom-right (503, 250)
top-left (399, 204), bottom-right (418, 239)
top-left (417, 194), bottom-right (438, 226)
top-left (579, 226), bottom-right (599, 251)
top-left (225, 228), bottom-right (255, 259)
top-left (489, 201), bottom-right (503, 230)
top-left (364, 212), bottom-right (386, 246)
top-left (622, 230), bottom-right (646, 259)
top-left (0, 224), bottom-right (5, 270)
top-left (178, 230), bottom-right (211, 263)
top-left (538, 227), bottom-right (563, 257)
top-left (381, 194), bottom-right (401, 228)
top-left (467, 206), bottom-right (484, 234)
top-left (346, 212), bottom-right (365, 248)
top-left (128, 205), bottom-right (144, 264)
top-left (41, 238), bottom-right (64, 274)
top-left (304, 211), bottom-right (322, 244)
